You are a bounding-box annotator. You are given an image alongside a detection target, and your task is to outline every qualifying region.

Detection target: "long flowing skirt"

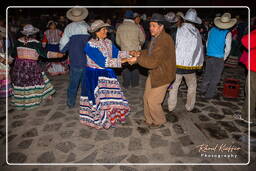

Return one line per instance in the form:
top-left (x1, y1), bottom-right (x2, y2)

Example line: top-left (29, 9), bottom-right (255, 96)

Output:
top-left (11, 58), bottom-right (56, 110)
top-left (80, 67), bottom-right (130, 129)
top-left (46, 44), bottom-right (68, 76)
top-left (0, 67), bottom-right (12, 98)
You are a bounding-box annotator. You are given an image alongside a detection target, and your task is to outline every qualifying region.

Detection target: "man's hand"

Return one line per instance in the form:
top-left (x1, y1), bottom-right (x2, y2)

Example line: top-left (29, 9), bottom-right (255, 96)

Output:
top-left (127, 57), bottom-right (137, 65)
top-left (129, 50), bottom-right (141, 57)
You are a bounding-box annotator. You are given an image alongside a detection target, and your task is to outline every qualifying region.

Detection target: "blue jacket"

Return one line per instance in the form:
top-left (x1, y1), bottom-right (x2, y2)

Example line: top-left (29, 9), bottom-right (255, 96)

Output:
top-left (60, 34), bottom-right (90, 69)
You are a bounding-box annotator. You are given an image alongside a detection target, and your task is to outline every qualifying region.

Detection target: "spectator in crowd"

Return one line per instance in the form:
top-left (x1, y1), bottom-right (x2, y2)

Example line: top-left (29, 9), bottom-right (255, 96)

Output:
top-left (236, 29), bottom-right (256, 124)
top-left (164, 11), bottom-right (179, 43)
top-left (116, 10), bottom-right (145, 89)
top-left (42, 20), bottom-right (68, 76)
top-left (200, 13), bottom-right (237, 99)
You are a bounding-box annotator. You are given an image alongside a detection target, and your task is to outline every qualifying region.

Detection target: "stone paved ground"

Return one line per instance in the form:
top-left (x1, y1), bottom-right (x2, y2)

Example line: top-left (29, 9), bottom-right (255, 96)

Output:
top-left (0, 65), bottom-right (256, 171)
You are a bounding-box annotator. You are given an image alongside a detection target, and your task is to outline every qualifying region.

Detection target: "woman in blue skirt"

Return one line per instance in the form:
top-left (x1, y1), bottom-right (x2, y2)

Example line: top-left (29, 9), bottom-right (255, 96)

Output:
top-left (80, 20), bottom-right (133, 129)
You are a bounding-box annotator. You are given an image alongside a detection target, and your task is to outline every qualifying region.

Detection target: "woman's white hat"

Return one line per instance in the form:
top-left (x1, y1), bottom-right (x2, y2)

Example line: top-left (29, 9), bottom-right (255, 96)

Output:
top-left (89, 20), bottom-right (110, 33)
top-left (21, 24), bottom-right (39, 36)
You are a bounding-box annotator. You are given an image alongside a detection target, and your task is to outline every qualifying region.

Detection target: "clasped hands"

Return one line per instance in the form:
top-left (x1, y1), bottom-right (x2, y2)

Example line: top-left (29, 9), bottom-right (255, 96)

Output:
top-left (121, 50), bottom-right (141, 65)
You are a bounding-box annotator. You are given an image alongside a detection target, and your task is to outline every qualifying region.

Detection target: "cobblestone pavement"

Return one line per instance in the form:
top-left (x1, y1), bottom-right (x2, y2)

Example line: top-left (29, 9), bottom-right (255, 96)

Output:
top-left (0, 65), bottom-right (255, 171)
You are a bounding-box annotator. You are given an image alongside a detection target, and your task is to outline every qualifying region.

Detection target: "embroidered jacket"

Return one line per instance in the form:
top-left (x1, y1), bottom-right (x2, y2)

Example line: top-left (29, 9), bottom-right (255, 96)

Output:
top-left (84, 38), bottom-right (129, 69)
top-left (176, 23), bottom-right (204, 70)
top-left (42, 29), bottom-right (62, 45)
top-left (12, 37), bottom-right (60, 60)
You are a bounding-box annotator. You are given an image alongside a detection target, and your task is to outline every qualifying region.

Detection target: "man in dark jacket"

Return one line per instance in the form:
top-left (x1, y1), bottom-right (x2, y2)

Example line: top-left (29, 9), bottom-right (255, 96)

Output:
top-left (59, 8), bottom-right (90, 108)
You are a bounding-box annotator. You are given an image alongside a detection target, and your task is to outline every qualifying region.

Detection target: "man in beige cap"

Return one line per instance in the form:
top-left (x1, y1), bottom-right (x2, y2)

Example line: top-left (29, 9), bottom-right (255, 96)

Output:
top-left (200, 13), bottom-right (237, 99)
top-left (59, 7), bottom-right (90, 108)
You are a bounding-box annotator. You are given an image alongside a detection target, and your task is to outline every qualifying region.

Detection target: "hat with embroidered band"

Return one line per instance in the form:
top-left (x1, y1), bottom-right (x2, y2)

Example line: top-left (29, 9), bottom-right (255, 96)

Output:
top-left (89, 20), bottom-right (110, 33)
top-left (21, 24), bottom-right (39, 36)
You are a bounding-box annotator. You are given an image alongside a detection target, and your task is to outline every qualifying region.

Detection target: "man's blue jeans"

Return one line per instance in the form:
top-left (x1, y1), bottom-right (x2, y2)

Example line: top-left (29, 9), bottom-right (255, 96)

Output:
top-left (67, 67), bottom-right (84, 107)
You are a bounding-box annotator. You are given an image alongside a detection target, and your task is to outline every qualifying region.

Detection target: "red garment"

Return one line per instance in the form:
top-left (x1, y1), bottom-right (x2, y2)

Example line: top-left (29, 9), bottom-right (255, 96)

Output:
top-left (240, 30), bottom-right (256, 72)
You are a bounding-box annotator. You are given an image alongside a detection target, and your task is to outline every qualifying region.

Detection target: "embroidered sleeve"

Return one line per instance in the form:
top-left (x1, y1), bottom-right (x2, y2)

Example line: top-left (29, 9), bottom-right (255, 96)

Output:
top-left (112, 44), bottom-right (130, 59)
top-left (34, 42), bottom-right (48, 58)
top-left (47, 51), bottom-right (60, 58)
top-left (105, 57), bottom-right (121, 68)
top-left (104, 43), bottom-right (126, 68)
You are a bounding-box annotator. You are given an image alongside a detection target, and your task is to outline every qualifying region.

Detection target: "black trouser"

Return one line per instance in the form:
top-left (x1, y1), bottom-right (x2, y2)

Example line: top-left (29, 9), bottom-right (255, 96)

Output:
top-left (122, 64), bottom-right (140, 88)
top-left (200, 56), bottom-right (224, 98)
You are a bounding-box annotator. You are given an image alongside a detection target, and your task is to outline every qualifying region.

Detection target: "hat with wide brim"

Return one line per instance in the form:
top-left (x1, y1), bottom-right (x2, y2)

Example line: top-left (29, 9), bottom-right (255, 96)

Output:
top-left (165, 12), bottom-right (178, 23)
top-left (0, 26), bottom-right (6, 38)
top-left (150, 13), bottom-right (166, 22)
top-left (182, 9), bottom-right (202, 24)
top-left (66, 8), bottom-right (88, 22)
top-left (176, 12), bottom-right (184, 18)
top-left (89, 20), bottom-right (110, 33)
top-left (47, 20), bottom-right (58, 28)
top-left (214, 13), bottom-right (237, 29)
top-left (21, 24), bottom-right (39, 36)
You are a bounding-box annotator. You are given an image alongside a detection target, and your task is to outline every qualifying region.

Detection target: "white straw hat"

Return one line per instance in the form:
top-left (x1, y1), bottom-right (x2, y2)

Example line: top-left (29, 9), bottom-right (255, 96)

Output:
top-left (182, 9), bottom-right (202, 24)
top-left (66, 8), bottom-right (88, 22)
top-left (214, 13), bottom-right (237, 29)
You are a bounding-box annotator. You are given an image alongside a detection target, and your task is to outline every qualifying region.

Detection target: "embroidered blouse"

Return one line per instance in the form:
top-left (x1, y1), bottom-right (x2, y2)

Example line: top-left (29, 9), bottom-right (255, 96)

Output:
top-left (12, 37), bottom-right (60, 60)
top-left (42, 29), bottom-right (62, 45)
top-left (84, 38), bottom-right (129, 69)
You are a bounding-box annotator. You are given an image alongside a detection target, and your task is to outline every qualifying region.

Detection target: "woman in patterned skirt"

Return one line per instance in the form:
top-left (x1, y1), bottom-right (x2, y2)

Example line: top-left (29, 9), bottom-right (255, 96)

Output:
top-left (80, 20), bottom-right (132, 129)
top-left (42, 20), bottom-right (68, 76)
top-left (0, 53), bottom-right (13, 98)
top-left (0, 26), bottom-right (13, 98)
top-left (11, 24), bottom-right (63, 110)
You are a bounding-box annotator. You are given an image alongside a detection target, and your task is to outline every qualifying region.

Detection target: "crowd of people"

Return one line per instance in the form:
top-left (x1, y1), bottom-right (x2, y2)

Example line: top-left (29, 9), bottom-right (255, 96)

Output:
top-left (0, 7), bottom-right (255, 130)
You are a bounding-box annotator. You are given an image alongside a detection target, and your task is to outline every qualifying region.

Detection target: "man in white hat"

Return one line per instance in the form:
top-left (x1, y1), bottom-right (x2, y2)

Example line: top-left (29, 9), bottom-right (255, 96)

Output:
top-left (167, 8), bottom-right (204, 112)
top-left (200, 13), bottom-right (237, 99)
top-left (59, 7), bottom-right (90, 108)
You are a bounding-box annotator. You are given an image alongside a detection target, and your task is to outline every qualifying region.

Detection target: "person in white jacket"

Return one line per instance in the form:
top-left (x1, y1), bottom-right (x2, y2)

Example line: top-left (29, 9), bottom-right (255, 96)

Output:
top-left (168, 9), bottom-right (204, 112)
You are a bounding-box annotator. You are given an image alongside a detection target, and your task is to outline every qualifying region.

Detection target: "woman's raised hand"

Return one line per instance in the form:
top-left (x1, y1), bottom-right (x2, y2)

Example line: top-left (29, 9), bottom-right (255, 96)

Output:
top-left (121, 58), bottom-right (128, 63)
